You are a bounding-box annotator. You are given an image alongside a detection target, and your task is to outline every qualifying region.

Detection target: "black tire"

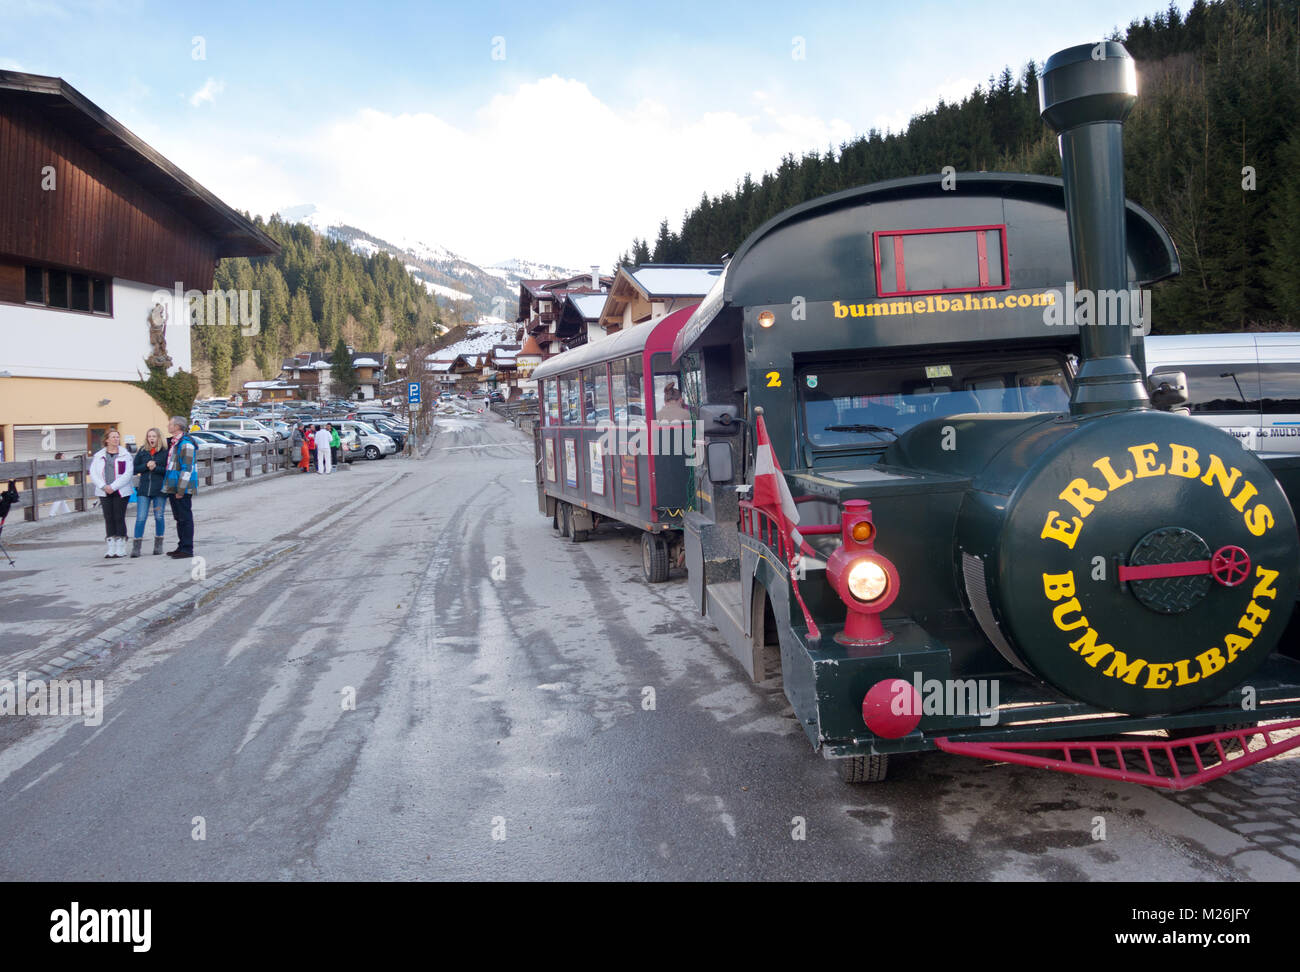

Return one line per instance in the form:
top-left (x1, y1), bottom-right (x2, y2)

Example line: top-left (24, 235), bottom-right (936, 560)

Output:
top-left (364, 445), bottom-right (379, 460)
top-left (1169, 723), bottom-right (1258, 761)
top-left (558, 504), bottom-right (571, 538)
top-left (641, 532), bottom-right (669, 583)
top-left (837, 754), bottom-right (890, 783)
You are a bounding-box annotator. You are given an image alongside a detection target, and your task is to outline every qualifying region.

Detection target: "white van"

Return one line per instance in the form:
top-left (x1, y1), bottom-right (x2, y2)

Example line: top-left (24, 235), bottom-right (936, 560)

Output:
top-left (316, 420), bottom-right (397, 460)
top-left (202, 418), bottom-right (276, 442)
top-left (1144, 332), bottom-right (1300, 453)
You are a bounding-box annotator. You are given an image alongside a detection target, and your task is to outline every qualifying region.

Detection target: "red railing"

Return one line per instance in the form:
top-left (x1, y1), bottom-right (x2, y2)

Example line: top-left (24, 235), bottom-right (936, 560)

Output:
top-left (935, 719), bottom-right (1300, 790)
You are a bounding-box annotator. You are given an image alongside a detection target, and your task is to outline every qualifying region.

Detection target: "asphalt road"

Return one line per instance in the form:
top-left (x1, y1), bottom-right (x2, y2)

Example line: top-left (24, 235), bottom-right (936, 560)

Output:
top-left (1, 408), bottom-right (1297, 880)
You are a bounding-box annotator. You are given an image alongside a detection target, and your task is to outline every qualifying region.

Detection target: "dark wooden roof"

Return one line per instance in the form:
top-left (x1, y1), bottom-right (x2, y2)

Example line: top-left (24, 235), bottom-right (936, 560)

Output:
top-left (0, 71), bottom-right (278, 258)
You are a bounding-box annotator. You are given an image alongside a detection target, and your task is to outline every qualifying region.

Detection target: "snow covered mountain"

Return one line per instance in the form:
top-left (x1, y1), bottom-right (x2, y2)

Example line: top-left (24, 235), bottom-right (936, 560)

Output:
top-left (274, 205), bottom-right (581, 320)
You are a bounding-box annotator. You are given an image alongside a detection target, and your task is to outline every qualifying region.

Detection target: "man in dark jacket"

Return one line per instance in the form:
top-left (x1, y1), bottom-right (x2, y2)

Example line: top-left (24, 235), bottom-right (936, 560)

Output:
top-left (162, 416), bottom-right (198, 559)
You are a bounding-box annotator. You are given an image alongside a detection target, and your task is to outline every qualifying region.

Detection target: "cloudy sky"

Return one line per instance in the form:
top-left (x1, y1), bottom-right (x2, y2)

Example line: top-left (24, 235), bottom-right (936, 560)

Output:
top-left (2, 0), bottom-right (1164, 268)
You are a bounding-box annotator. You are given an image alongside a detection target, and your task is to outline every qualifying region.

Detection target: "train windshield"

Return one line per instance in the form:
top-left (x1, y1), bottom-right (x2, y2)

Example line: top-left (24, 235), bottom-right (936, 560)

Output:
top-left (799, 351), bottom-right (1072, 449)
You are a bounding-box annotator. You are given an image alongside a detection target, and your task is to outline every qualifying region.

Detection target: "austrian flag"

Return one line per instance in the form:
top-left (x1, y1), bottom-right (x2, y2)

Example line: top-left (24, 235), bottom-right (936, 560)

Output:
top-left (753, 413), bottom-right (816, 559)
top-left (753, 413), bottom-right (821, 640)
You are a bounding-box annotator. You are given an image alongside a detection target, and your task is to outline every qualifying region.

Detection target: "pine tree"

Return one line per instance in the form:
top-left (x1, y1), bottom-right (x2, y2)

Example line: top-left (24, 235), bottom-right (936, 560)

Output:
top-left (331, 337), bottom-right (358, 399)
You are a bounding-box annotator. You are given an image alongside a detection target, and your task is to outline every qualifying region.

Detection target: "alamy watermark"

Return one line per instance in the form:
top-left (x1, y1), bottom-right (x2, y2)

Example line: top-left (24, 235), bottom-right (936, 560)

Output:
top-left (595, 420), bottom-right (704, 467)
top-left (1042, 283), bottom-right (1151, 333)
top-left (892, 672), bottom-right (1000, 726)
top-left (0, 674), bottom-right (104, 726)
top-left (151, 282), bottom-right (261, 336)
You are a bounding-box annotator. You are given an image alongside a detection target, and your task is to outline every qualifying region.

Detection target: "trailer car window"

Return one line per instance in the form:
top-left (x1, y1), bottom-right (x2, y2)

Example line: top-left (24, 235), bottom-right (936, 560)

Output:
top-left (626, 356), bottom-right (645, 420)
top-left (544, 379), bottom-right (559, 426)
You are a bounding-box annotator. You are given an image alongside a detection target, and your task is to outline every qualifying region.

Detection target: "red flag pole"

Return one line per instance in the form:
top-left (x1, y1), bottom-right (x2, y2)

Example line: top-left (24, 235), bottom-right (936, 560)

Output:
top-left (754, 409), bottom-right (821, 642)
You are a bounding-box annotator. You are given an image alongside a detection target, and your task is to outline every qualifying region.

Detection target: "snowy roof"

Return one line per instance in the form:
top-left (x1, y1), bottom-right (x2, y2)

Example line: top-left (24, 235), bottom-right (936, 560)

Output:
top-left (426, 360), bottom-right (455, 372)
top-left (353, 357), bottom-right (380, 367)
top-left (568, 293), bottom-right (607, 320)
top-left (630, 265), bottom-right (723, 297)
top-left (313, 361), bottom-right (331, 370)
top-left (244, 380), bottom-right (298, 389)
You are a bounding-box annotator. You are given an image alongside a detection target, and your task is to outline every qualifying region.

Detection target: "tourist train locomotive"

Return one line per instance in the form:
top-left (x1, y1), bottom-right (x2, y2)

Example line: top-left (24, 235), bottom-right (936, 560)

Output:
top-left (535, 41), bottom-right (1300, 787)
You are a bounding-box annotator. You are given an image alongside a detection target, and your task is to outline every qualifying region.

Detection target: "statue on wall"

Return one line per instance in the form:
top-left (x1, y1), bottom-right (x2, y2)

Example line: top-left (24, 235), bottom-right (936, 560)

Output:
top-left (146, 302), bottom-right (173, 370)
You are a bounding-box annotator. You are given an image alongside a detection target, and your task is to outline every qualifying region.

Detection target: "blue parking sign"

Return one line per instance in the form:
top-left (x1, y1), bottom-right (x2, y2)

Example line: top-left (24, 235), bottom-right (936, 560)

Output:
top-left (408, 382), bottom-right (421, 404)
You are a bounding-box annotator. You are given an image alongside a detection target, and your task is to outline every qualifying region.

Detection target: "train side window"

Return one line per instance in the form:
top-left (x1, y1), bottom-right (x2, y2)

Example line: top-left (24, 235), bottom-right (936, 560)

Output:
top-left (626, 356), bottom-right (645, 420)
top-left (591, 363), bottom-right (611, 423)
top-left (560, 375), bottom-right (580, 424)
top-left (1259, 363), bottom-right (1300, 413)
top-left (544, 379), bottom-right (559, 426)
top-left (611, 359), bottom-right (629, 422)
top-left (1155, 365), bottom-right (1260, 413)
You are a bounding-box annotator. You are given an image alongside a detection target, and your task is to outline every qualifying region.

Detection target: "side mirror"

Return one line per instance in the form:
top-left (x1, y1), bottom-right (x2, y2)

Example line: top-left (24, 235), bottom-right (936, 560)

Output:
top-left (1147, 371), bottom-right (1189, 410)
top-left (707, 441), bottom-right (734, 484)
top-left (700, 404), bottom-right (741, 436)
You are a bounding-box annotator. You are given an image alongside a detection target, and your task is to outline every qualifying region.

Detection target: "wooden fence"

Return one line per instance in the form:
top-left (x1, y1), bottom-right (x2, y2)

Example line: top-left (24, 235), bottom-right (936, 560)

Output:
top-left (0, 441), bottom-right (294, 523)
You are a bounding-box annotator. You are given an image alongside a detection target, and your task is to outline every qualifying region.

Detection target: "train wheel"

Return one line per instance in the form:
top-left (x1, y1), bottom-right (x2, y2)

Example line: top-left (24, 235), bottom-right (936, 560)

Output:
top-left (1168, 723), bottom-right (1259, 761)
top-left (558, 503), bottom-right (571, 538)
top-left (641, 532), bottom-right (670, 583)
top-left (837, 754), bottom-right (889, 784)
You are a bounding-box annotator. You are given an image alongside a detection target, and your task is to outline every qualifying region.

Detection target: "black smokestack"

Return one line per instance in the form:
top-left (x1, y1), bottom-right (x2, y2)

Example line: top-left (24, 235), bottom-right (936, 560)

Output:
top-left (1040, 41), bottom-right (1150, 416)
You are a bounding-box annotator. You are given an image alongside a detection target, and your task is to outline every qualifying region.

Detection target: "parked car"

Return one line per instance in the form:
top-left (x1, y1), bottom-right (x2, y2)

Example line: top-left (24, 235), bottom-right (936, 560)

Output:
top-left (1145, 332), bottom-right (1300, 453)
top-left (338, 427), bottom-right (363, 463)
top-left (350, 409), bottom-right (396, 424)
top-left (488, 391), bottom-right (505, 404)
top-left (371, 420), bottom-right (407, 450)
top-left (326, 420), bottom-right (398, 459)
top-left (188, 431), bottom-right (234, 455)
top-left (201, 418), bottom-right (276, 442)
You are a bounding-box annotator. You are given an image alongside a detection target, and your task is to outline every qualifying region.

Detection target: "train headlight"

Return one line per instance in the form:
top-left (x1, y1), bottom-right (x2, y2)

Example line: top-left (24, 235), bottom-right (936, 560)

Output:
top-left (825, 500), bottom-right (900, 646)
top-left (847, 558), bottom-right (889, 602)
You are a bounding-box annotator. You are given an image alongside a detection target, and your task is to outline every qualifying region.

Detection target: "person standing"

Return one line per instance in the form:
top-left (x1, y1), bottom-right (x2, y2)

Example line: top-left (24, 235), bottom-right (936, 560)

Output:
top-left (161, 416), bottom-right (198, 559)
top-left (329, 424), bottom-right (341, 471)
top-left (89, 430), bottom-right (134, 558)
top-left (131, 427), bottom-right (168, 557)
top-left (299, 425), bottom-right (314, 473)
top-left (316, 424), bottom-right (333, 474)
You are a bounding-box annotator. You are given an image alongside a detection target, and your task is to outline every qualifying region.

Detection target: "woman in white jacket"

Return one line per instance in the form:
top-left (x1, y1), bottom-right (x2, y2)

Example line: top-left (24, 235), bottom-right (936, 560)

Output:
top-left (89, 430), bottom-right (135, 558)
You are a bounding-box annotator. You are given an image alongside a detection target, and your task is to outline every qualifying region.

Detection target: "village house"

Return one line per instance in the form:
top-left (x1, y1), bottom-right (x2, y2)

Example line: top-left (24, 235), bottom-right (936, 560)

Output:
top-left (0, 70), bottom-right (278, 461)
top-left (597, 264), bottom-right (722, 335)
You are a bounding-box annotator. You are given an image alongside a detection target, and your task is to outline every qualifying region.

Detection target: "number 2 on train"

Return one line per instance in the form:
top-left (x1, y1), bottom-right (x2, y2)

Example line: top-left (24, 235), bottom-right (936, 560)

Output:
top-left (765, 371), bottom-right (782, 388)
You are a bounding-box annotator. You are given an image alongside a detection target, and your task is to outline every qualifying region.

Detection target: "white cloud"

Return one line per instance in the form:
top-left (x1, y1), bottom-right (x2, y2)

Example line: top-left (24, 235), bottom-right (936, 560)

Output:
top-left (188, 77), bottom-right (224, 108)
top-left (151, 75), bottom-right (855, 268)
top-left (0, 58), bottom-right (25, 71)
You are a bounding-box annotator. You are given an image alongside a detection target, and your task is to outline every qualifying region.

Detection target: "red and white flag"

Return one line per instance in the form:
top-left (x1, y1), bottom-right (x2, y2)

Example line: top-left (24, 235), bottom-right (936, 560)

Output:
top-left (753, 413), bottom-right (816, 560)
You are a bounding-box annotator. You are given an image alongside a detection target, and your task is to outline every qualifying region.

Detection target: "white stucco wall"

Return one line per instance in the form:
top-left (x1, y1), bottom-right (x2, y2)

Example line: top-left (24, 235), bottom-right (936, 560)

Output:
top-left (2, 278), bottom-right (193, 380)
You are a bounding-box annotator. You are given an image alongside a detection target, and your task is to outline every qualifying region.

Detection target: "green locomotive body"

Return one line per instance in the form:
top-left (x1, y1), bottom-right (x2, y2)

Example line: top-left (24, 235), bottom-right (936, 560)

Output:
top-left (671, 43), bottom-right (1300, 786)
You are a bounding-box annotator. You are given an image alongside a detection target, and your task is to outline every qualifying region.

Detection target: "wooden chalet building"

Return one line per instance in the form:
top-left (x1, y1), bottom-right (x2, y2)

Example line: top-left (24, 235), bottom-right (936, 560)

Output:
top-left (0, 70), bottom-right (279, 461)
top-left (597, 264), bottom-right (721, 335)
top-left (518, 268), bottom-right (612, 356)
top-left (278, 348), bottom-right (389, 401)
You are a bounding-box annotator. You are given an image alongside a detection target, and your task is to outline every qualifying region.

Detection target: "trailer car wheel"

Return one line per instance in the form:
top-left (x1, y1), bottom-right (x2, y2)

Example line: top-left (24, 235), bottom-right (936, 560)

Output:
top-left (837, 754), bottom-right (889, 784)
top-left (558, 503), bottom-right (571, 538)
top-left (641, 532), bottom-right (669, 583)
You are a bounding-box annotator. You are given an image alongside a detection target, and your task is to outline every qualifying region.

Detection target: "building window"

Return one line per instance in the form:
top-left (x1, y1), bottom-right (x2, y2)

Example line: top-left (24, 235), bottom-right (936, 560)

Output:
top-left (21, 264), bottom-right (112, 316)
top-left (874, 225), bottom-right (1008, 298)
